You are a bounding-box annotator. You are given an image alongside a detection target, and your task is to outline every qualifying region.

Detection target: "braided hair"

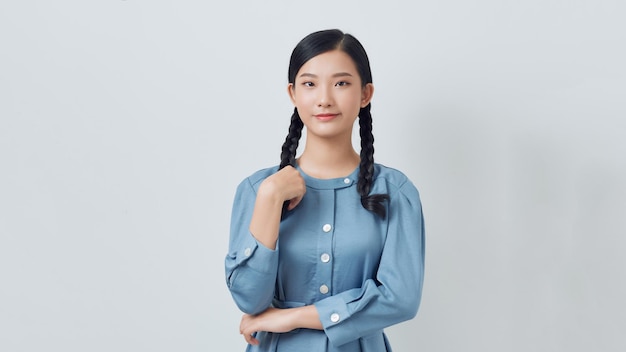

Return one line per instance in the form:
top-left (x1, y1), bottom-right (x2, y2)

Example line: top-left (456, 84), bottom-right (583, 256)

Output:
top-left (279, 108), bottom-right (303, 170)
top-left (280, 29), bottom-right (389, 218)
top-left (357, 104), bottom-right (389, 218)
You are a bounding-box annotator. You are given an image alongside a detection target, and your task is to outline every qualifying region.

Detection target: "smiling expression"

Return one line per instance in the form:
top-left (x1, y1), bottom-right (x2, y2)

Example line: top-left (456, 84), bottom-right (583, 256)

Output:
top-left (288, 49), bottom-right (373, 141)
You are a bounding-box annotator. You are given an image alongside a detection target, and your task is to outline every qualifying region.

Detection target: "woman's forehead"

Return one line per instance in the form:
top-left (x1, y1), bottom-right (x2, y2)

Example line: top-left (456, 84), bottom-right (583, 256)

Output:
top-left (296, 50), bottom-right (359, 78)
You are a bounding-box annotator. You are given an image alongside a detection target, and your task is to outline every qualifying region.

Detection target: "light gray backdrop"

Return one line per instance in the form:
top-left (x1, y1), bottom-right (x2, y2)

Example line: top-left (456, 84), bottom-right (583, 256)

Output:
top-left (1, 0), bottom-right (624, 351)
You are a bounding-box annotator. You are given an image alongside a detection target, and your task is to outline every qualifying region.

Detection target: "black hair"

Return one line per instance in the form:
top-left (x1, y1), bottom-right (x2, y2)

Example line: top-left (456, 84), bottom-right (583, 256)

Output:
top-left (279, 29), bottom-right (389, 218)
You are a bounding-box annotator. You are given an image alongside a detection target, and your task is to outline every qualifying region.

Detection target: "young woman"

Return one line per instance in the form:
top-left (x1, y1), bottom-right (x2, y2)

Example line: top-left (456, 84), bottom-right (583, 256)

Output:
top-left (225, 29), bottom-right (425, 351)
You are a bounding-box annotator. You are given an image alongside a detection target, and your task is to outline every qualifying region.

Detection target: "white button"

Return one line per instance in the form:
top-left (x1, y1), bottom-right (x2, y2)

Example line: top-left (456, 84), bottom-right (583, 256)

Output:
top-left (244, 248), bottom-right (252, 257)
top-left (319, 284), bottom-right (329, 294)
top-left (320, 253), bottom-right (330, 263)
top-left (343, 178), bottom-right (350, 184)
top-left (322, 224), bottom-right (332, 232)
top-left (330, 313), bottom-right (340, 323)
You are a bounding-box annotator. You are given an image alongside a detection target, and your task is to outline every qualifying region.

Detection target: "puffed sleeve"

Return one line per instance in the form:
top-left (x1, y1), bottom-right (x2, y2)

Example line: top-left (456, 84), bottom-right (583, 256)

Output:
top-left (314, 180), bottom-right (425, 347)
top-left (224, 177), bottom-right (278, 315)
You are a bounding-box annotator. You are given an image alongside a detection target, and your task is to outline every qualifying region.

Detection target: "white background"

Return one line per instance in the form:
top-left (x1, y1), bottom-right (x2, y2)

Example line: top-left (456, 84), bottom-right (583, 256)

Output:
top-left (1, 1), bottom-right (625, 351)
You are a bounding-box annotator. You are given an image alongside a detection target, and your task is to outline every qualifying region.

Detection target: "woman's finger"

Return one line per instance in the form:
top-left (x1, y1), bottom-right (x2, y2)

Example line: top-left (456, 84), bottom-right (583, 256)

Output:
top-left (287, 195), bottom-right (304, 210)
top-left (240, 314), bottom-right (260, 346)
top-left (242, 330), bottom-right (259, 345)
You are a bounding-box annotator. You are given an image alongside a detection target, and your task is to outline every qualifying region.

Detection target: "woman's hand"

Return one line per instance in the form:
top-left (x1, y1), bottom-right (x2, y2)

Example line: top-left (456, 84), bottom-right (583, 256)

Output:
top-left (259, 165), bottom-right (306, 211)
top-left (239, 306), bottom-right (323, 345)
top-left (239, 307), bottom-right (296, 346)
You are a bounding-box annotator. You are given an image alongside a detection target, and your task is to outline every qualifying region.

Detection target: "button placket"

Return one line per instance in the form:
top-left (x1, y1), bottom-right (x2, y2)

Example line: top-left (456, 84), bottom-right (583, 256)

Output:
top-left (315, 189), bottom-right (335, 298)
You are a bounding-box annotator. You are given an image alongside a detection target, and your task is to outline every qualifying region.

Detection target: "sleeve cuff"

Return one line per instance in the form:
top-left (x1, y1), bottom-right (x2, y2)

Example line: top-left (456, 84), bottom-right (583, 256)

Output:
top-left (235, 232), bottom-right (278, 274)
top-left (314, 294), bottom-right (359, 347)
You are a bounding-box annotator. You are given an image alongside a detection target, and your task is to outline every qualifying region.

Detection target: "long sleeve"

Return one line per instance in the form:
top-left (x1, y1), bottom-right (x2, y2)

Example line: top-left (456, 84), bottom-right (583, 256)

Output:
top-left (314, 180), bottom-right (425, 347)
top-left (225, 164), bottom-right (425, 351)
top-left (225, 175), bottom-right (279, 315)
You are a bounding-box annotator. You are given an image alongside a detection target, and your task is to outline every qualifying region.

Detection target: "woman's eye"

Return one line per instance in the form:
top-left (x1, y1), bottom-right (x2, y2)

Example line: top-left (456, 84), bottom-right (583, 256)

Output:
top-left (302, 82), bottom-right (314, 87)
top-left (336, 81), bottom-right (350, 87)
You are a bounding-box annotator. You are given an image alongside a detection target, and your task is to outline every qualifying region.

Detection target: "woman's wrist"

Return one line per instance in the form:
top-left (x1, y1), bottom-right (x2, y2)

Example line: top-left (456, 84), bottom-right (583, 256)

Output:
top-left (291, 305), bottom-right (323, 331)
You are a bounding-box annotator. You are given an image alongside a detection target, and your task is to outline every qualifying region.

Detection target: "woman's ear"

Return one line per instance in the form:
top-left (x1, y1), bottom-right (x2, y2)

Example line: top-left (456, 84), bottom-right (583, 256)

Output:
top-left (361, 83), bottom-right (374, 108)
top-left (287, 83), bottom-right (296, 105)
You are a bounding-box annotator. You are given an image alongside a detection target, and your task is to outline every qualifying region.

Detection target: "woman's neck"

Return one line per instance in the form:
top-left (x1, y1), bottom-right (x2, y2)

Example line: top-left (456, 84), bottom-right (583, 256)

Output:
top-left (297, 136), bottom-right (360, 179)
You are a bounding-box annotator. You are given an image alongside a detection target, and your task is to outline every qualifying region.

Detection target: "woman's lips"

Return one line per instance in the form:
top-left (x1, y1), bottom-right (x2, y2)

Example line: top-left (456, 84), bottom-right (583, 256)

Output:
top-left (315, 113), bottom-right (338, 121)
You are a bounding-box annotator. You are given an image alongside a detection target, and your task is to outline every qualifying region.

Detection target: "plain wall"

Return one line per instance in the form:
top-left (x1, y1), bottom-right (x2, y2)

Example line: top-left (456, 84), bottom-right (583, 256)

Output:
top-left (1, 0), bottom-right (625, 351)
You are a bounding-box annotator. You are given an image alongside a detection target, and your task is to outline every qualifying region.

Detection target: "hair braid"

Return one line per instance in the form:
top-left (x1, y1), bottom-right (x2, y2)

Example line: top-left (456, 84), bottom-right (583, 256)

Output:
top-left (278, 108), bottom-right (304, 217)
top-left (280, 108), bottom-right (304, 170)
top-left (358, 104), bottom-right (389, 218)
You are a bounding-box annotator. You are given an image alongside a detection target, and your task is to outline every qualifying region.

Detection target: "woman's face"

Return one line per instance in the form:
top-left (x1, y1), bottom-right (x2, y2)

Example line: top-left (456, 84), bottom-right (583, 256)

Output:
top-left (288, 49), bottom-right (373, 142)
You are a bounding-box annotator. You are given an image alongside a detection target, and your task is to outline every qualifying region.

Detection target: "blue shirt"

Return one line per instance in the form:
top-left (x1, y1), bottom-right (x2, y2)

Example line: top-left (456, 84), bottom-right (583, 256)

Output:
top-left (225, 164), bottom-right (425, 351)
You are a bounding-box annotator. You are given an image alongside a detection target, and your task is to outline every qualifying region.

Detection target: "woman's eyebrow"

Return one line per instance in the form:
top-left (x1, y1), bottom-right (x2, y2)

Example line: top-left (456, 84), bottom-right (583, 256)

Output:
top-left (298, 72), bottom-right (354, 78)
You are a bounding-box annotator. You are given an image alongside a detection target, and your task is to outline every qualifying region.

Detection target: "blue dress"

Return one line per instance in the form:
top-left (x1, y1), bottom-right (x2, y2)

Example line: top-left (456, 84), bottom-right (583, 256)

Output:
top-left (225, 164), bottom-right (425, 351)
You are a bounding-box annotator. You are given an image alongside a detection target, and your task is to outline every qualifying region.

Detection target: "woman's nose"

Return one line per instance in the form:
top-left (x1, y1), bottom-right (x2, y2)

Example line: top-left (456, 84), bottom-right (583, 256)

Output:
top-left (317, 87), bottom-right (333, 107)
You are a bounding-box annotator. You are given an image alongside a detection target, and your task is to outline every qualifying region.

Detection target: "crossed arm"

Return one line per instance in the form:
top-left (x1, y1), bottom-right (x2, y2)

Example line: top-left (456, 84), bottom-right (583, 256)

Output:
top-left (239, 305), bottom-right (322, 346)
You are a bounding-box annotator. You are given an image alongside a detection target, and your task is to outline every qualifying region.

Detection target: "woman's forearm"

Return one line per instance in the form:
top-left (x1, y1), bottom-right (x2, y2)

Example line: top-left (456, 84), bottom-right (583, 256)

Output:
top-left (292, 305), bottom-right (323, 330)
top-left (249, 188), bottom-right (283, 250)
